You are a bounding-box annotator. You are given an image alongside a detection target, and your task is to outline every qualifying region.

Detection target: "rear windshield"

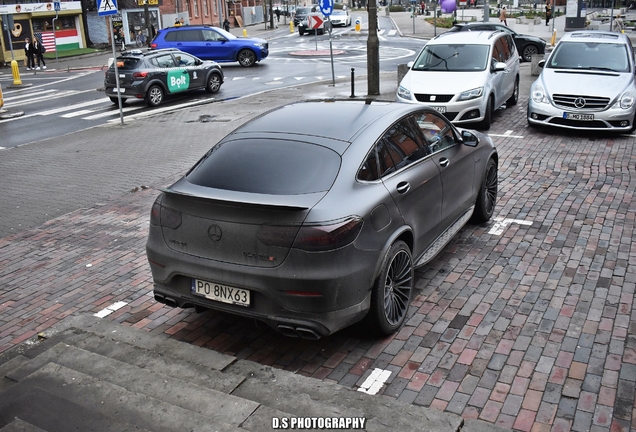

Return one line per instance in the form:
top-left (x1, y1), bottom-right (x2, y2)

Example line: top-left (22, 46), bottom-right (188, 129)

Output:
top-left (187, 139), bottom-right (341, 195)
top-left (412, 44), bottom-right (490, 71)
top-left (111, 57), bottom-right (142, 70)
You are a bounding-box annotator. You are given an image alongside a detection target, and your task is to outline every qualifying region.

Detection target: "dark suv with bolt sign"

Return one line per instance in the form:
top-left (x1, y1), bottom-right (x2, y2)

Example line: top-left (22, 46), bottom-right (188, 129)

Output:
top-left (104, 48), bottom-right (224, 107)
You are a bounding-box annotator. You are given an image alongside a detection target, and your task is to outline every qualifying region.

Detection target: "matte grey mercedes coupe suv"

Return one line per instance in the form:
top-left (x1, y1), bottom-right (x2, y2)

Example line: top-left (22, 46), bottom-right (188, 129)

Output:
top-left (146, 100), bottom-right (498, 339)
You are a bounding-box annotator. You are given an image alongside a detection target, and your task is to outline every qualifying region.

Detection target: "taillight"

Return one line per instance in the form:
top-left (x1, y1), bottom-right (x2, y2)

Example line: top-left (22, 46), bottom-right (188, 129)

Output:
top-left (150, 43), bottom-right (158, 49)
top-left (133, 71), bottom-right (148, 79)
top-left (257, 217), bottom-right (363, 252)
top-left (149, 196), bottom-right (182, 229)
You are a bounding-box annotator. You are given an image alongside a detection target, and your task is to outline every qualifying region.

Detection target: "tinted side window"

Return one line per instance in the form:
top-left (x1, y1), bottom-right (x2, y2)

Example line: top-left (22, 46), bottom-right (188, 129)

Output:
top-left (414, 112), bottom-right (456, 153)
top-left (381, 118), bottom-right (428, 171)
top-left (153, 54), bottom-right (177, 68)
top-left (164, 31), bottom-right (178, 42)
top-left (505, 35), bottom-right (516, 57)
top-left (174, 52), bottom-right (196, 66)
top-left (176, 29), bottom-right (203, 41)
top-left (203, 29), bottom-right (223, 41)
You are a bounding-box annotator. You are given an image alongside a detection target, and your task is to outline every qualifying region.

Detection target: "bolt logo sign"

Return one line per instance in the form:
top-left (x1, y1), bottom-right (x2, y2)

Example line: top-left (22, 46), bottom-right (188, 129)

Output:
top-left (167, 71), bottom-right (190, 93)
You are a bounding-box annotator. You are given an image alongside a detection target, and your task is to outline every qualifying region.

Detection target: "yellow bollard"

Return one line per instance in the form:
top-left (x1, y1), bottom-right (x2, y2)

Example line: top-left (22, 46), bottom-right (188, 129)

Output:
top-left (0, 83), bottom-right (4, 109)
top-left (551, 30), bottom-right (557, 47)
top-left (290, 20), bottom-right (294, 33)
top-left (11, 60), bottom-right (22, 86)
top-left (243, 27), bottom-right (248, 37)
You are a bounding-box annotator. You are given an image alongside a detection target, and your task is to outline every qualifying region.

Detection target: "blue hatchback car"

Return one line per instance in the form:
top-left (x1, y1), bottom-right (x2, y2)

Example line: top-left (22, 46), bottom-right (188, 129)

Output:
top-left (151, 25), bottom-right (268, 67)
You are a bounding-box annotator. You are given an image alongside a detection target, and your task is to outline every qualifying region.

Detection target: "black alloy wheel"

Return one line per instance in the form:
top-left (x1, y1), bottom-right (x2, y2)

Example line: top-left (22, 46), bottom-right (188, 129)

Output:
top-left (370, 241), bottom-right (414, 334)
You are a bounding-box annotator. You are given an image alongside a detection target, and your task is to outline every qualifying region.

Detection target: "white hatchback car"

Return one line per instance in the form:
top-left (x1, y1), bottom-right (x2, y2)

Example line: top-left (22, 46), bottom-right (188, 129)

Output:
top-left (397, 31), bottom-right (520, 130)
top-left (527, 31), bottom-right (636, 132)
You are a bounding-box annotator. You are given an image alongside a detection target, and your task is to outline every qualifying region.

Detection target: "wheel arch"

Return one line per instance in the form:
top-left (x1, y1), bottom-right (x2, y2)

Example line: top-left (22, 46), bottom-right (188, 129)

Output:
top-left (235, 47), bottom-right (258, 62)
top-left (370, 226), bottom-right (414, 288)
top-left (144, 79), bottom-right (168, 95)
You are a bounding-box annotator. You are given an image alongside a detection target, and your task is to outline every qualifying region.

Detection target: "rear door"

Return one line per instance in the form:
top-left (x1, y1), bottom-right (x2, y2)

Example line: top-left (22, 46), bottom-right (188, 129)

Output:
top-left (171, 29), bottom-right (205, 58)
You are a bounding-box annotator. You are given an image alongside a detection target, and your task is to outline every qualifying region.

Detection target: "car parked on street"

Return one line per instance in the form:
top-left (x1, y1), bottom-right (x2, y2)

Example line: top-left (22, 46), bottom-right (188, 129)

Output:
top-left (146, 100), bottom-right (498, 339)
top-left (104, 48), bottom-right (224, 107)
top-left (151, 25), bottom-right (268, 67)
top-left (527, 31), bottom-right (636, 132)
top-left (447, 22), bottom-right (546, 62)
top-left (397, 31), bottom-right (520, 130)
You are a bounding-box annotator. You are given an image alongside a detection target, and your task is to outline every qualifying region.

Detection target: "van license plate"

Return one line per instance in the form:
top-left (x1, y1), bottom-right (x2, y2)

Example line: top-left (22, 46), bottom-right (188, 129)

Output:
top-left (191, 279), bottom-right (250, 307)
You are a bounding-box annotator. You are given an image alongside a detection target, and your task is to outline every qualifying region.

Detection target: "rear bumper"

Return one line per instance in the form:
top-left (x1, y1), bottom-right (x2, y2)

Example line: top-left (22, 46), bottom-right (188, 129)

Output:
top-left (146, 225), bottom-right (379, 338)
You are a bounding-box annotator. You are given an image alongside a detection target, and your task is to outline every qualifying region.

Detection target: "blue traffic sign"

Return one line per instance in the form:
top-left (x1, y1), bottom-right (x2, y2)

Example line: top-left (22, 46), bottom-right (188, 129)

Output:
top-left (54, 2), bottom-right (61, 11)
top-left (319, 0), bottom-right (333, 16)
top-left (97, 0), bottom-right (118, 16)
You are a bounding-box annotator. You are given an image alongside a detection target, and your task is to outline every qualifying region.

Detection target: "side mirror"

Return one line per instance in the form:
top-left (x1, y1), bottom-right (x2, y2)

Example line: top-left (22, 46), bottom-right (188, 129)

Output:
top-left (493, 61), bottom-right (507, 72)
top-left (195, 59), bottom-right (202, 65)
top-left (538, 59), bottom-right (546, 68)
top-left (461, 130), bottom-right (479, 147)
top-left (407, 61), bottom-right (414, 68)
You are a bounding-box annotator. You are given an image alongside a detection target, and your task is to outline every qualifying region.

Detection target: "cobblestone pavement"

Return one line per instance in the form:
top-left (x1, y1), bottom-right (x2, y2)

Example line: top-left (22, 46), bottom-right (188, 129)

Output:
top-left (1, 65), bottom-right (636, 431)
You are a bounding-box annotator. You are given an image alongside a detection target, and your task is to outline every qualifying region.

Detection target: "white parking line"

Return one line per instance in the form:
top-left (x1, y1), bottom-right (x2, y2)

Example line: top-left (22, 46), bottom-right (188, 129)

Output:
top-left (357, 368), bottom-right (392, 395)
top-left (488, 217), bottom-right (533, 235)
top-left (94, 301), bottom-right (128, 318)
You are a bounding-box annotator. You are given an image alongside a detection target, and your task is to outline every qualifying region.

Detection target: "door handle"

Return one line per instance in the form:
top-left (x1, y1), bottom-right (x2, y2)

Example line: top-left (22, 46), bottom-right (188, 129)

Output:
top-left (397, 181), bottom-right (410, 194)
top-left (439, 158), bottom-right (450, 168)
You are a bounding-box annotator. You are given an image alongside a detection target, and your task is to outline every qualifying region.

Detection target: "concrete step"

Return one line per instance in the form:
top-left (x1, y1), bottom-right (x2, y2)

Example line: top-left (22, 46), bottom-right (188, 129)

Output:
top-left (0, 314), bottom-right (507, 432)
top-left (0, 380), bottom-right (152, 432)
top-left (0, 418), bottom-right (48, 432)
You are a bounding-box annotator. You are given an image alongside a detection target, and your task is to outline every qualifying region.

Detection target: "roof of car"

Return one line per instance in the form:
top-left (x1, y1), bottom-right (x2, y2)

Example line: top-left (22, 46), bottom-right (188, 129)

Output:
top-left (229, 99), bottom-right (430, 149)
top-left (119, 48), bottom-right (181, 58)
top-left (560, 30), bottom-right (629, 43)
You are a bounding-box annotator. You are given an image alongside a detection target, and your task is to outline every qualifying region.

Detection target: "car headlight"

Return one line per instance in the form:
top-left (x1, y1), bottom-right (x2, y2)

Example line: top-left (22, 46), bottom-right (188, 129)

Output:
top-left (255, 43), bottom-right (266, 49)
top-left (397, 85), bottom-right (412, 100)
top-left (619, 91), bottom-right (635, 109)
top-left (457, 87), bottom-right (483, 101)
top-left (531, 84), bottom-right (548, 104)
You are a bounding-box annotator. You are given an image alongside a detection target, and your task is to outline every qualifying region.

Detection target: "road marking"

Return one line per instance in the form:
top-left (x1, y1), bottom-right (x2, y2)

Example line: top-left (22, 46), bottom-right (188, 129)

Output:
top-left (489, 132), bottom-right (525, 138)
top-left (357, 368), bottom-right (392, 395)
top-left (37, 98), bottom-right (110, 116)
top-left (94, 301), bottom-right (127, 318)
top-left (488, 217), bottom-right (533, 235)
top-left (61, 109), bottom-right (97, 118)
top-left (82, 105), bottom-right (145, 120)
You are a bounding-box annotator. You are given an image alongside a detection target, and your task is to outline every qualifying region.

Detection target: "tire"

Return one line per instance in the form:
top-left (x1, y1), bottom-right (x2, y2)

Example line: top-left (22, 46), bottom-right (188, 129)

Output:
top-left (478, 95), bottom-right (493, 130)
top-left (369, 241), bottom-right (414, 335)
top-left (299, 28), bottom-right (305, 36)
top-left (109, 96), bottom-right (127, 105)
top-left (507, 76), bottom-right (519, 106)
top-left (522, 44), bottom-right (539, 62)
top-left (205, 72), bottom-right (222, 94)
top-left (145, 84), bottom-right (164, 107)
top-left (238, 49), bottom-right (257, 67)
top-left (472, 158), bottom-right (498, 223)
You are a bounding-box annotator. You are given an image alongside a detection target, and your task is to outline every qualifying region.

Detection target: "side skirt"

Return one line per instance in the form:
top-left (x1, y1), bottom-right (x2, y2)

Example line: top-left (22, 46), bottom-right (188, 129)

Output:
top-left (414, 205), bottom-right (474, 268)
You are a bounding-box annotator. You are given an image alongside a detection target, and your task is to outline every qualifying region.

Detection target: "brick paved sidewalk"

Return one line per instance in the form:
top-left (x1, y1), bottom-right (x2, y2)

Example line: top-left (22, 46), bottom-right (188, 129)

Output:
top-left (1, 89), bottom-right (635, 432)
